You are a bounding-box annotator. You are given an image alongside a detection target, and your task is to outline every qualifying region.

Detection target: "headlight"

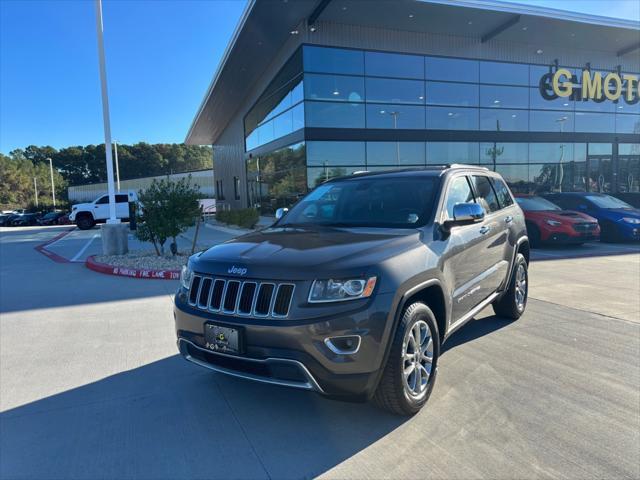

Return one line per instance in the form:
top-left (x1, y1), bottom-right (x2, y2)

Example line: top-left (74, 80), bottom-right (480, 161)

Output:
top-left (180, 264), bottom-right (193, 290)
top-left (621, 217), bottom-right (640, 224)
top-left (545, 219), bottom-right (562, 226)
top-left (308, 277), bottom-right (377, 303)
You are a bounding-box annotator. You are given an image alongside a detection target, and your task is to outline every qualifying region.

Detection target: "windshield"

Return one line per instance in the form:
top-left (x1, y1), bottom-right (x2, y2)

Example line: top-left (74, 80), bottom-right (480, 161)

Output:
top-left (585, 195), bottom-right (633, 209)
top-left (279, 176), bottom-right (440, 228)
top-left (516, 196), bottom-right (561, 211)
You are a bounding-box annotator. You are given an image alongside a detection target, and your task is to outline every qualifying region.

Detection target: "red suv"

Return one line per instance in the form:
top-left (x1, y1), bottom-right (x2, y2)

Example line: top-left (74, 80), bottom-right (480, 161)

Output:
top-left (515, 195), bottom-right (600, 247)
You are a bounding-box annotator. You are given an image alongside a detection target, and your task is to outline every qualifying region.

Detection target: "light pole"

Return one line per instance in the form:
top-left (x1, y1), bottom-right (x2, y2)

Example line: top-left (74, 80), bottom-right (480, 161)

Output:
top-left (380, 110), bottom-right (401, 165)
top-left (114, 139), bottom-right (120, 191)
top-left (33, 178), bottom-right (38, 208)
top-left (95, 0), bottom-right (117, 223)
top-left (556, 116), bottom-right (567, 192)
top-left (47, 157), bottom-right (56, 210)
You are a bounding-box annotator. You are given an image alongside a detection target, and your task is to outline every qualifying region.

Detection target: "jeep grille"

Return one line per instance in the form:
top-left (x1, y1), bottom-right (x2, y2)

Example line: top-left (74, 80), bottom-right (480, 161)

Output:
top-left (188, 274), bottom-right (295, 318)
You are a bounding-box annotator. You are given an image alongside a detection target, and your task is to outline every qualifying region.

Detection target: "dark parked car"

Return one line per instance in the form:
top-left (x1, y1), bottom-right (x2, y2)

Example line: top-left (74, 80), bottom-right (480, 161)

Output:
top-left (10, 213), bottom-right (41, 226)
top-left (174, 165), bottom-right (530, 415)
top-left (37, 211), bottom-right (67, 226)
top-left (0, 214), bottom-right (12, 226)
top-left (542, 192), bottom-right (640, 242)
top-left (515, 195), bottom-right (600, 247)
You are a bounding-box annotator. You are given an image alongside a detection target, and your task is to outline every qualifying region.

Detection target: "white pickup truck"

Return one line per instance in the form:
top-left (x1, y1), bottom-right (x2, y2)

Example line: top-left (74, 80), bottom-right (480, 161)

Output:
top-left (69, 191), bottom-right (138, 230)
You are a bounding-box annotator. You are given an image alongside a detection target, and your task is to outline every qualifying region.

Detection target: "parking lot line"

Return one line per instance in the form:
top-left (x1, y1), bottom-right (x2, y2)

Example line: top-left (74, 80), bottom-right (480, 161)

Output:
top-left (71, 234), bottom-right (99, 262)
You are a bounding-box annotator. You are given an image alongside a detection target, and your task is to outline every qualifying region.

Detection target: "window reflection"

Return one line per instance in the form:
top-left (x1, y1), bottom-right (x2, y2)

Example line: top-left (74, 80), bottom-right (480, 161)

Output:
top-left (427, 142), bottom-right (479, 164)
top-left (426, 82), bottom-right (478, 107)
top-left (304, 74), bottom-right (364, 102)
top-left (307, 166), bottom-right (361, 189)
top-left (366, 104), bottom-right (425, 129)
top-left (305, 101), bottom-right (365, 128)
top-left (615, 114), bottom-right (640, 134)
top-left (247, 142), bottom-right (307, 215)
top-left (480, 85), bottom-right (528, 109)
top-left (492, 165), bottom-right (530, 193)
top-left (480, 61), bottom-right (529, 85)
top-left (304, 46), bottom-right (364, 75)
top-left (307, 141), bottom-right (365, 167)
top-left (426, 107), bottom-right (479, 130)
top-left (480, 143), bottom-right (528, 164)
top-left (480, 109), bottom-right (528, 131)
top-left (366, 78), bottom-right (425, 104)
top-left (426, 57), bottom-right (479, 83)
top-left (365, 51), bottom-right (424, 79)
top-left (530, 87), bottom-right (574, 111)
top-left (529, 111), bottom-right (574, 132)
top-left (575, 112), bottom-right (615, 133)
top-left (366, 142), bottom-right (426, 166)
top-left (529, 143), bottom-right (574, 163)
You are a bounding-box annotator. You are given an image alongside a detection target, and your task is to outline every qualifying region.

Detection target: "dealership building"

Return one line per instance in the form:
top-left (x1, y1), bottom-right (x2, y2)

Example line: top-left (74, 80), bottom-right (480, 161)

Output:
top-left (186, 0), bottom-right (640, 213)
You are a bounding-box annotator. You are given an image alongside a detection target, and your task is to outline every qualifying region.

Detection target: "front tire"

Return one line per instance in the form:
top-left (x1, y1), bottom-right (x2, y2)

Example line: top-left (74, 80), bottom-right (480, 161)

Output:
top-left (374, 302), bottom-right (439, 416)
top-left (492, 253), bottom-right (528, 320)
top-left (76, 213), bottom-right (95, 230)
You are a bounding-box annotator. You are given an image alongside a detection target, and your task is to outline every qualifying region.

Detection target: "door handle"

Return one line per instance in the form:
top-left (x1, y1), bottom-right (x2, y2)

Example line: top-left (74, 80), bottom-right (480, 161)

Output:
top-left (479, 225), bottom-right (491, 235)
top-left (505, 215), bottom-right (513, 223)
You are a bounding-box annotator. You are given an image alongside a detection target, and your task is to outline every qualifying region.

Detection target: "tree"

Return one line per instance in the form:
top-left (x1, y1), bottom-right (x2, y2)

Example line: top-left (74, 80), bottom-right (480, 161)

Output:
top-left (135, 176), bottom-right (201, 256)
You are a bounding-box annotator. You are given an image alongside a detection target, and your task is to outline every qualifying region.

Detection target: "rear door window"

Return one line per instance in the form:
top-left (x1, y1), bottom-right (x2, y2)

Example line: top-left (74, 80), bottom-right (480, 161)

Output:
top-left (471, 176), bottom-right (500, 213)
top-left (116, 194), bottom-right (129, 203)
top-left (491, 178), bottom-right (514, 208)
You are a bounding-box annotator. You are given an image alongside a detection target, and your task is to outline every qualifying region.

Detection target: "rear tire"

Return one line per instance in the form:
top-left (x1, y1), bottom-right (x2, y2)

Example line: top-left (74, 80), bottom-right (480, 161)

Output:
top-left (76, 213), bottom-right (95, 230)
top-left (526, 222), bottom-right (541, 248)
top-left (492, 253), bottom-right (528, 320)
top-left (373, 302), bottom-right (439, 416)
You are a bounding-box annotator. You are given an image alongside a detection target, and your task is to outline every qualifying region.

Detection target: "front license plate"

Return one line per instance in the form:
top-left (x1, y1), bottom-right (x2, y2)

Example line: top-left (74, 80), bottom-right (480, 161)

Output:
top-left (204, 324), bottom-right (242, 354)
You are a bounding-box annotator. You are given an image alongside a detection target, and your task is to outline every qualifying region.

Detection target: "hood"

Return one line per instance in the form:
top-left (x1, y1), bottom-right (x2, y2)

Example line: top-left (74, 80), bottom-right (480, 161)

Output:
top-left (592, 208), bottom-right (640, 221)
top-left (192, 226), bottom-right (423, 280)
top-left (540, 210), bottom-right (598, 223)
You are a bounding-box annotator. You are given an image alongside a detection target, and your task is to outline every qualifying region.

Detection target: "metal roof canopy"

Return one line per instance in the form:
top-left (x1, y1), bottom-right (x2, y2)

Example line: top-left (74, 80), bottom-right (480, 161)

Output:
top-left (185, 0), bottom-right (640, 146)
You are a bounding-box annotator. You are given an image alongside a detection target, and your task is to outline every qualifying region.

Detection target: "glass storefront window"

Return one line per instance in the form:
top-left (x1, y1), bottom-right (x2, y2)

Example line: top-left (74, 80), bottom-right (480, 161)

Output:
top-left (307, 141), bottom-right (365, 167)
top-left (529, 143), bottom-right (574, 163)
top-left (307, 166), bottom-right (361, 189)
top-left (492, 164), bottom-right (530, 193)
top-left (305, 101), bottom-right (365, 128)
top-left (366, 104), bottom-right (425, 129)
top-left (480, 85), bottom-right (528, 109)
top-left (303, 46), bottom-right (364, 75)
top-left (304, 73), bottom-right (364, 102)
top-left (247, 142), bottom-right (307, 214)
top-left (365, 77), bottom-right (425, 105)
top-left (615, 114), bottom-right (640, 134)
top-left (480, 109), bottom-right (529, 131)
top-left (530, 87), bottom-right (575, 111)
top-left (425, 56), bottom-right (479, 83)
top-left (574, 99), bottom-right (615, 113)
top-left (365, 51), bottom-right (424, 79)
top-left (529, 111), bottom-right (574, 132)
top-left (426, 107), bottom-right (479, 130)
top-left (615, 100), bottom-right (640, 114)
top-left (480, 143), bottom-right (529, 164)
top-left (480, 61), bottom-right (529, 86)
top-left (575, 112), bottom-right (615, 133)
top-left (366, 142), bottom-right (426, 166)
top-left (618, 144), bottom-right (640, 193)
top-left (426, 81), bottom-right (478, 107)
top-left (427, 142), bottom-right (479, 164)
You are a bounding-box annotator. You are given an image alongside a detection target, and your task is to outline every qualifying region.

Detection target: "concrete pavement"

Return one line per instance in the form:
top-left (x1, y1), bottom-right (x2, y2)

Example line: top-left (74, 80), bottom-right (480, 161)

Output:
top-left (1, 226), bottom-right (639, 479)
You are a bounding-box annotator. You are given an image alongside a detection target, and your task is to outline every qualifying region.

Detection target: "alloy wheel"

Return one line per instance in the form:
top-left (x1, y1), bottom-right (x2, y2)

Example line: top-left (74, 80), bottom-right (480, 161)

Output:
top-left (515, 263), bottom-right (527, 311)
top-left (402, 320), bottom-right (434, 397)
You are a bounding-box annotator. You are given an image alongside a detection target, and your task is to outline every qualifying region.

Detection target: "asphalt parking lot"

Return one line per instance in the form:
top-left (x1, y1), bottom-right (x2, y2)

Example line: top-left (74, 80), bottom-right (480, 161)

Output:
top-left (1, 225), bottom-right (639, 479)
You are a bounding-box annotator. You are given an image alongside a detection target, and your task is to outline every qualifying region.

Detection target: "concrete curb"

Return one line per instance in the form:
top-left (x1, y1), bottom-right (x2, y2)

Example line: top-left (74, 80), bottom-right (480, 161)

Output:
top-left (85, 255), bottom-right (180, 280)
top-left (34, 227), bottom-right (76, 263)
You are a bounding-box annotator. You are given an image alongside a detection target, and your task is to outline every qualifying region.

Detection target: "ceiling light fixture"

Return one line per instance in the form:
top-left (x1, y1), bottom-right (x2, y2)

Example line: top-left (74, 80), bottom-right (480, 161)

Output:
top-left (536, 49), bottom-right (543, 54)
top-left (332, 90), bottom-right (340, 95)
top-left (522, 26), bottom-right (528, 31)
top-left (409, 14), bottom-right (415, 18)
top-left (310, 26), bottom-right (317, 32)
top-left (468, 21), bottom-right (473, 25)
top-left (290, 30), bottom-right (299, 35)
top-left (342, 6), bottom-right (347, 11)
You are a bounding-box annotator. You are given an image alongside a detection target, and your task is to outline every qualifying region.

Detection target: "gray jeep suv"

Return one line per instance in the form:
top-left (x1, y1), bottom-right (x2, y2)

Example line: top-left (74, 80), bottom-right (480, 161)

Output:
top-left (174, 165), bottom-right (529, 415)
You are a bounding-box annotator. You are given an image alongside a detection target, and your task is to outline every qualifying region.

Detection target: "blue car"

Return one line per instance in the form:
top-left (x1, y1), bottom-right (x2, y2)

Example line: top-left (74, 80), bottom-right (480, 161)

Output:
top-left (542, 193), bottom-right (640, 242)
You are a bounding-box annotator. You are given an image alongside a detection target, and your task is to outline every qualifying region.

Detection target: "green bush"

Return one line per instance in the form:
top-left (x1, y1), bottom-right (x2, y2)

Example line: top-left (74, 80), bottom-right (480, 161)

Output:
top-left (216, 208), bottom-right (259, 229)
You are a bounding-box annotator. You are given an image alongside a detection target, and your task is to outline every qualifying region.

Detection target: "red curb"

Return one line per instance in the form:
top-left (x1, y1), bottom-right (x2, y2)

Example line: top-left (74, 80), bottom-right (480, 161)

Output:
top-left (34, 227), bottom-right (75, 263)
top-left (86, 255), bottom-right (180, 280)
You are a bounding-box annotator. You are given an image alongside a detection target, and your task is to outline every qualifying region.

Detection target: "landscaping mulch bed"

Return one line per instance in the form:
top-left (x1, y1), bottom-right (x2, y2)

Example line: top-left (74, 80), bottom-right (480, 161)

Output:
top-left (93, 250), bottom-right (189, 271)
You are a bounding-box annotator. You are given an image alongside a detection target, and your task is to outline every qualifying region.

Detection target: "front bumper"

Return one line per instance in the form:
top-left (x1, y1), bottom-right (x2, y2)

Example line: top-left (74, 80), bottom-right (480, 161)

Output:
top-left (174, 291), bottom-right (395, 399)
top-left (619, 225), bottom-right (640, 241)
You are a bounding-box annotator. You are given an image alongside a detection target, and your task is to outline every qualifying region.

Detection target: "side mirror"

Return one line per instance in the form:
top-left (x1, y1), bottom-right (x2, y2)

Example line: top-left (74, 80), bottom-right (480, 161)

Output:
top-left (444, 203), bottom-right (485, 229)
top-left (275, 207), bottom-right (289, 220)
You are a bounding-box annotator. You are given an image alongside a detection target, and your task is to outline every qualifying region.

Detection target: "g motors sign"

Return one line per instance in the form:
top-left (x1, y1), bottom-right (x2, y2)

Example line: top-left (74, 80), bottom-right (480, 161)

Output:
top-left (540, 69), bottom-right (639, 104)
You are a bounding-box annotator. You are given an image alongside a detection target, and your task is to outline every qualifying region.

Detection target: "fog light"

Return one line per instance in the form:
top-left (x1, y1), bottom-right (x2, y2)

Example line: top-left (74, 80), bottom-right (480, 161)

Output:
top-left (324, 335), bottom-right (361, 355)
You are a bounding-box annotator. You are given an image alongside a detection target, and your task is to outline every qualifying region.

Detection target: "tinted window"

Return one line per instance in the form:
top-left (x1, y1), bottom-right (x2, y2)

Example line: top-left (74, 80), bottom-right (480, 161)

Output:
top-left (471, 176), bottom-right (500, 213)
top-left (303, 46), bottom-right (364, 75)
top-left (96, 196), bottom-right (109, 204)
top-left (445, 176), bottom-right (474, 218)
top-left (305, 102), bottom-right (365, 128)
top-left (426, 107), bottom-right (479, 130)
top-left (529, 111), bottom-right (574, 132)
top-left (426, 82), bottom-right (478, 107)
top-left (281, 176), bottom-right (439, 228)
top-left (575, 112), bottom-right (615, 133)
top-left (366, 104), bottom-right (425, 129)
top-left (365, 51), bottom-right (424, 79)
top-left (366, 142), bottom-right (425, 166)
top-left (529, 143), bottom-right (574, 163)
top-left (480, 143), bottom-right (528, 164)
top-left (366, 78), bottom-right (425, 104)
top-left (615, 114), bottom-right (640, 134)
top-left (116, 194), bottom-right (129, 203)
top-left (425, 57), bottom-right (479, 83)
top-left (427, 142), bottom-right (479, 164)
top-left (480, 85), bottom-right (528, 109)
top-left (307, 141), bottom-right (365, 167)
top-left (491, 178), bottom-right (514, 208)
top-left (480, 109), bottom-right (528, 131)
top-left (480, 61), bottom-right (529, 85)
top-left (304, 74), bottom-right (364, 102)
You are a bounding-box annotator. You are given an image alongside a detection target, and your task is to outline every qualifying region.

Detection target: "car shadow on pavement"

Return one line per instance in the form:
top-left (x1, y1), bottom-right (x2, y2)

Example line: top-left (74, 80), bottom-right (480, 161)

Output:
top-left (0, 355), bottom-right (408, 480)
top-left (442, 314), bottom-right (513, 353)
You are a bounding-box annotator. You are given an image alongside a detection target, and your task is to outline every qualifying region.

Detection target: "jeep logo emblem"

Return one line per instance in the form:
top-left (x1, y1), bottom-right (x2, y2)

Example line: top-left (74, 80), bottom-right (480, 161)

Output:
top-left (227, 266), bottom-right (248, 276)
